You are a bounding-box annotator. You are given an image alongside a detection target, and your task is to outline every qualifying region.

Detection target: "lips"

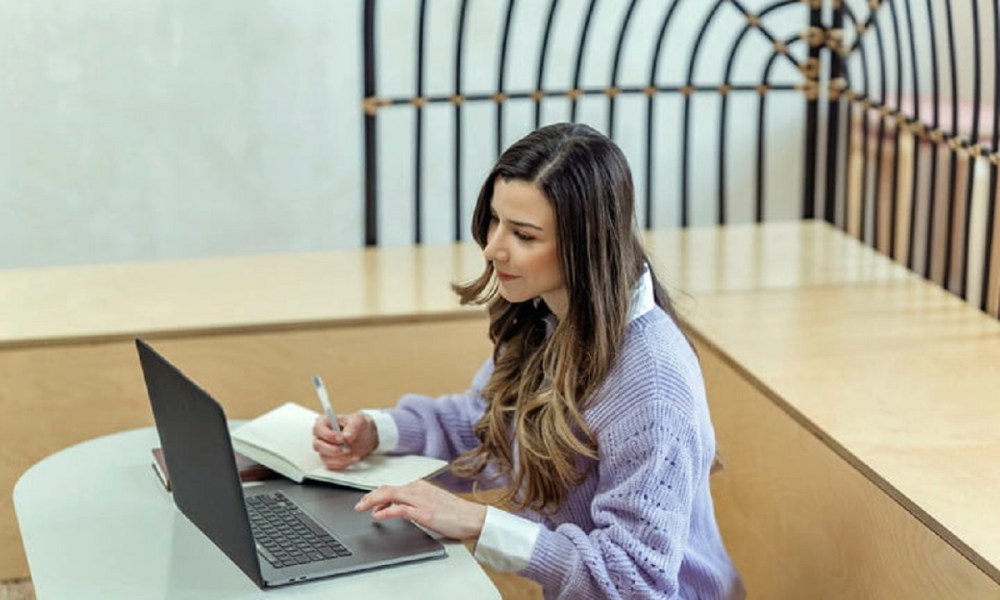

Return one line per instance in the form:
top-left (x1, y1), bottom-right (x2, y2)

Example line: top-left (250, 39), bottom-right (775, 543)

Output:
top-left (496, 271), bottom-right (519, 282)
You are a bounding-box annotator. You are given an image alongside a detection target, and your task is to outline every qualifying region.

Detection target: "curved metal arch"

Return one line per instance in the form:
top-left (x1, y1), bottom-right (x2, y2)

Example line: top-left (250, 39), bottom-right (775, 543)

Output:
top-left (957, 0), bottom-right (983, 299)
top-left (719, 0), bottom-right (804, 225)
top-left (884, 0), bottom-right (905, 256)
top-left (940, 0), bottom-right (961, 286)
top-left (885, 0), bottom-right (904, 112)
top-left (496, 0), bottom-right (518, 157)
top-left (900, 0), bottom-right (922, 268)
top-left (755, 34), bottom-right (808, 223)
top-left (534, 0), bottom-right (561, 129)
top-left (607, 0), bottom-right (641, 139)
top-left (643, 0), bottom-right (686, 228)
top-left (835, 5), bottom-right (863, 232)
top-left (840, 4), bottom-right (872, 103)
top-left (920, 0), bottom-right (942, 276)
top-left (569, 0), bottom-right (599, 123)
top-left (837, 4), bottom-right (878, 241)
top-left (679, 0), bottom-right (728, 226)
top-left (866, 6), bottom-right (890, 248)
top-left (983, 1), bottom-right (1000, 311)
top-left (452, 0), bottom-right (471, 242)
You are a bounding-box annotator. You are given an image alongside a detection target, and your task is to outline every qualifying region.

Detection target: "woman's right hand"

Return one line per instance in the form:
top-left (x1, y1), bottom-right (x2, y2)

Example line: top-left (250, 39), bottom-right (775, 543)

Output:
top-left (312, 412), bottom-right (379, 470)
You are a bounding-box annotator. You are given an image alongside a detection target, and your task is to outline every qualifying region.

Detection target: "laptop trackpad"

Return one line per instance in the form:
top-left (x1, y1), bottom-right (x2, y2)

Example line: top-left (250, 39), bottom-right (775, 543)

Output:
top-left (270, 481), bottom-right (423, 540)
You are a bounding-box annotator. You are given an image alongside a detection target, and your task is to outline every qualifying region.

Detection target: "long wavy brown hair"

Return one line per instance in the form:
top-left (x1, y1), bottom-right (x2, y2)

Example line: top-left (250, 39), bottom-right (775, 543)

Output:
top-left (451, 123), bottom-right (683, 513)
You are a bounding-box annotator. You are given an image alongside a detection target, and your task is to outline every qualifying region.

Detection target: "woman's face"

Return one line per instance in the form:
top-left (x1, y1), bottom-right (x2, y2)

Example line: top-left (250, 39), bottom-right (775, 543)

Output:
top-left (483, 178), bottom-right (568, 319)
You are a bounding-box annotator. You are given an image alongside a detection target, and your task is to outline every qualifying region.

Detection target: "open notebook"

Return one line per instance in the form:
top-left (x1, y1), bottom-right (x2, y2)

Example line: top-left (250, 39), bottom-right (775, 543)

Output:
top-left (231, 402), bottom-right (448, 491)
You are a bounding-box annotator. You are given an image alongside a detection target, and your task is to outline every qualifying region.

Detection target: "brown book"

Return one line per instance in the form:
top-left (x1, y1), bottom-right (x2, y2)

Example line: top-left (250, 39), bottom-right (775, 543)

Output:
top-left (151, 447), bottom-right (274, 491)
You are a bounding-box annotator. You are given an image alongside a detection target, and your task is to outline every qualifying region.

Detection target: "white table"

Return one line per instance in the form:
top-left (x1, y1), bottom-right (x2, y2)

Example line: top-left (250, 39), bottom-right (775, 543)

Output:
top-left (14, 427), bottom-right (500, 599)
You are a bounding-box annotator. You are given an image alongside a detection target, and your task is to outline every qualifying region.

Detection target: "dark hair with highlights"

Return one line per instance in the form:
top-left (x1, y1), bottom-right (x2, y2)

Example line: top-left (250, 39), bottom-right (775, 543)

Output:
top-left (451, 123), bottom-right (687, 513)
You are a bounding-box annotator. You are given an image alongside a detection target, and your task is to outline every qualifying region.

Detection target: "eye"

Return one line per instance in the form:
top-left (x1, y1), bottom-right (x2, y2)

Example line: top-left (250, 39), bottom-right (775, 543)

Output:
top-left (514, 230), bottom-right (535, 242)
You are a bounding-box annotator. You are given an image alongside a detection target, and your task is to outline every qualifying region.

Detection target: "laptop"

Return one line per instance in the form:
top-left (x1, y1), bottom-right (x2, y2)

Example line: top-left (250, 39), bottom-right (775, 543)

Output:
top-left (135, 338), bottom-right (446, 588)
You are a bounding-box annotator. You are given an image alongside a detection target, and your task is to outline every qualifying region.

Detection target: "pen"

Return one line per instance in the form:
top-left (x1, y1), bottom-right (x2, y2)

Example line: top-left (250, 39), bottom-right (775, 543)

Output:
top-left (312, 375), bottom-right (347, 452)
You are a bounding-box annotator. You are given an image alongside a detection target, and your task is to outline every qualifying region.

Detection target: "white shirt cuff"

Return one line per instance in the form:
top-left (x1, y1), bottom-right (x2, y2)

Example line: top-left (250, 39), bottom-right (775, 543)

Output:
top-left (360, 409), bottom-right (399, 454)
top-left (473, 506), bottom-right (541, 572)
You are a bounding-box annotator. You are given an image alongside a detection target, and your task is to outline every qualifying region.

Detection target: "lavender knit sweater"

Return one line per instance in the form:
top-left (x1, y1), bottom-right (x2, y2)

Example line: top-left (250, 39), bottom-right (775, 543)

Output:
top-left (386, 307), bottom-right (744, 599)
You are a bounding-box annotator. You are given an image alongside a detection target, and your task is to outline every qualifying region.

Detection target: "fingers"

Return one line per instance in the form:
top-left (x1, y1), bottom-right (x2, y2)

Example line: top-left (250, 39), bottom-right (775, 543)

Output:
top-left (370, 502), bottom-right (426, 525)
top-left (355, 484), bottom-right (430, 526)
top-left (338, 413), bottom-right (369, 445)
top-left (355, 481), bottom-right (432, 512)
top-left (312, 437), bottom-right (360, 470)
top-left (312, 411), bottom-right (379, 473)
top-left (355, 483), bottom-right (406, 511)
top-left (353, 482), bottom-right (485, 540)
top-left (312, 415), bottom-right (343, 445)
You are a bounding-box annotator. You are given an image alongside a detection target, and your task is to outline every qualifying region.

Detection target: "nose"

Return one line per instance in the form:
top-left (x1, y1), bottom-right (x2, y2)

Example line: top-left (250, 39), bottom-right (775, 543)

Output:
top-left (483, 229), bottom-right (508, 263)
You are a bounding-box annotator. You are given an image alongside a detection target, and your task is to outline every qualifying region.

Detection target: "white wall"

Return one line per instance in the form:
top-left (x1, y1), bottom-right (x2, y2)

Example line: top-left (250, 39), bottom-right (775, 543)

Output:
top-left (1, 0), bottom-right (809, 269)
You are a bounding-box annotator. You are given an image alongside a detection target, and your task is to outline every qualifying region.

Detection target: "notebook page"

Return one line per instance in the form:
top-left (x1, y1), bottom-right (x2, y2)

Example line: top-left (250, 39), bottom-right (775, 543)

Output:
top-left (230, 402), bottom-right (325, 476)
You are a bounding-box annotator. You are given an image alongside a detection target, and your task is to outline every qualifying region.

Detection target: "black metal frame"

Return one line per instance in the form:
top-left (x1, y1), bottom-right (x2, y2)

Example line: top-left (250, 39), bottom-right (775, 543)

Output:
top-left (361, 0), bottom-right (1000, 319)
top-left (823, 0), bottom-right (1000, 316)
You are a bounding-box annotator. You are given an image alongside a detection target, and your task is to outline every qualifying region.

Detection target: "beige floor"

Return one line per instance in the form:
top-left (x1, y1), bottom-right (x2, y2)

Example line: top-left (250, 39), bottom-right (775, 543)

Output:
top-left (0, 579), bottom-right (33, 600)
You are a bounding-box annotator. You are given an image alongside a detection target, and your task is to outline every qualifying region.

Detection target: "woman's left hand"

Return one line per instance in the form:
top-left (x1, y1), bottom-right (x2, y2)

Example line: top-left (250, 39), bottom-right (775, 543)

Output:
top-left (354, 480), bottom-right (487, 541)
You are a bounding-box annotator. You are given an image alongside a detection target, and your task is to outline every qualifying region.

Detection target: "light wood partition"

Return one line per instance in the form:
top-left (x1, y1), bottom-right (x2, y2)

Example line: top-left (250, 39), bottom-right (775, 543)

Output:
top-left (4, 221), bottom-right (1000, 599)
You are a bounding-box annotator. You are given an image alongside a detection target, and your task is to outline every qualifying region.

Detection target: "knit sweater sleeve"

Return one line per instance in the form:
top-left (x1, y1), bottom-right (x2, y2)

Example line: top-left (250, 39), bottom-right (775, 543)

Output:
top-left (384, 358), bottom-right (492, 463)
top-left (520, 400), bottom-right (708, 599)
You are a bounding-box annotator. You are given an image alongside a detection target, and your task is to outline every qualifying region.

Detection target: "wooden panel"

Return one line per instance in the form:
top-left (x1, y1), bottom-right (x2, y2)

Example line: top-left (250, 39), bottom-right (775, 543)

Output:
top-left (0, 244), bottom-right (485, 347)
top-left (699, 341), bottom-right (999, 599)
top-left (0, 221), bottom-right (913, 349)
top-left (685, 282), bottom-right (1000, 579)
top-left (1, 316), bottom-right (489, 580)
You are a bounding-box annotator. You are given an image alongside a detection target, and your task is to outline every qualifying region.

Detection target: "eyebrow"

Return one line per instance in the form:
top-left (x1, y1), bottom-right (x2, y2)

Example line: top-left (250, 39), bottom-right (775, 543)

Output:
top-left (508, 219), bottom-right (544, 232)
top-left (490, 208), bottom-right (545, 232)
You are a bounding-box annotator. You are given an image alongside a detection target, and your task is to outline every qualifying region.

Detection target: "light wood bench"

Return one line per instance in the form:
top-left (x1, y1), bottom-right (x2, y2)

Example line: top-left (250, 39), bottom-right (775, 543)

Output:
top-left (649, 221), bottom-right (1000, 598)
top-left (4, 221), bottom-right (998, 598)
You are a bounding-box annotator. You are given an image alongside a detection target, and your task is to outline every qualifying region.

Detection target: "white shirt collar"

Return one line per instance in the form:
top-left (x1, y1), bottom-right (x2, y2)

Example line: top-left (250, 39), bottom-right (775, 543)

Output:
top-left (541, 265), bottom-right (655, 326)
top-left (628, 265), bottom-right (655, 322)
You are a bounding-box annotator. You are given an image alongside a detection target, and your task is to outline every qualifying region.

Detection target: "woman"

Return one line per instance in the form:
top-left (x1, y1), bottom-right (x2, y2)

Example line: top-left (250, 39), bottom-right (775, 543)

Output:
top-left (313, 123), bottom-right (744, 599)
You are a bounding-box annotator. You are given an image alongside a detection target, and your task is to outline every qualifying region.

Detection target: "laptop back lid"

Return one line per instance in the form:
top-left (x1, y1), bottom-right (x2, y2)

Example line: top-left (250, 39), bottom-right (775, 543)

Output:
top-left (136, 338), bottom-right (264, 587)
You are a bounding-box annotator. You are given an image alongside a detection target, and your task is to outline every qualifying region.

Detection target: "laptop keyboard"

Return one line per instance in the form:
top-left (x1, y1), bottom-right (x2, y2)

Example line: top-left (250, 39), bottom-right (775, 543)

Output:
top-left (246, 491), bottom-right (352, 569)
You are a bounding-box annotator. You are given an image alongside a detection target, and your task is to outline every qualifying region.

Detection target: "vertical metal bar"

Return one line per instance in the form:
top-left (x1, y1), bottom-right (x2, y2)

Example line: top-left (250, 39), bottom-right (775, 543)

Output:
top-left (801, 2), bottom-right (822, 219)
top-left (569, 0), bottom-right (599, 124)
top-left (842, 90), bottom-right (855, 230)
top-left (719, 1), bottom-right (799, 225)
top-left (825, 4), bottom-right (846, 224)
top-left (886, 0), bottom-right (904, 256)
top-left (758, 36), bottom-right (801, 223)
top-left (681, 0), bottom-right (726, 227)
top-left (841, 5), bottom-right (873, 242)
top-left (902, 0), bottom-right (922, 269)
top-left (958, 0), bottom-right (982, 299)
top-left (755, 83), bottom-right (768, 223)
top-left (363, 0), bottom-right (378, 246)
top-left (414, 0), bottom-right (428, 244)
top-left (453, 0), bottom-right (470, 242)
top-left (982, 0), bottom-right (1000, 310)
top-left (608, 0), bottom-right (640, 139)
top-left (645, 0), bottom-right (684, 229)
top-left (534, 0), bottom-right (560, 130)
top-left (941, 0), bottom-right (959, 287)
top-left (861, 94), bottom-right (871, 243)
top-left (870, 11), bottom-right (888, 250)
top-left (922, 0), bottom-right (941, 278)
top-left (496, 0), bottom-right (517, 157)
